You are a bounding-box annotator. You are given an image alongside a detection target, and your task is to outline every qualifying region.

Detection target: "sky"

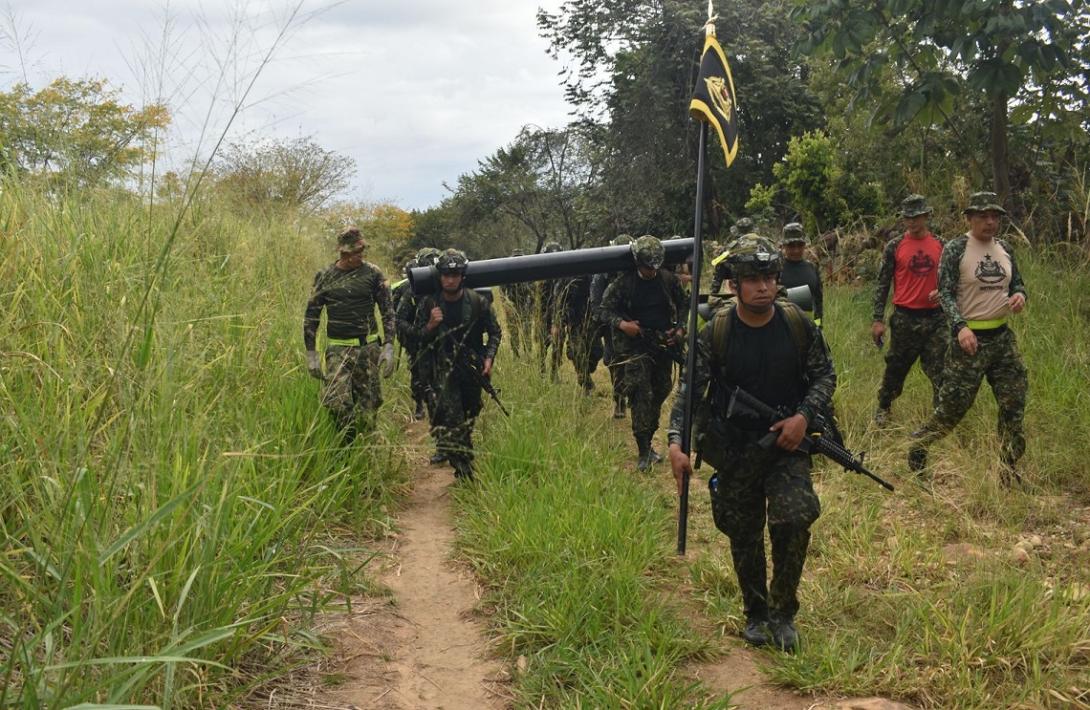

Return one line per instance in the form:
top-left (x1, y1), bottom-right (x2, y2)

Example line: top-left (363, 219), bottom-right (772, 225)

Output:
top-left (1, 0), bottom-right (575, 210)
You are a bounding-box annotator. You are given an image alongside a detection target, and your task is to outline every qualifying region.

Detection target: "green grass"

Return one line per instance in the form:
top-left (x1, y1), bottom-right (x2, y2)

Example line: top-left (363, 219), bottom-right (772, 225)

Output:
top-left (0, 180), bottom-right (407, 707)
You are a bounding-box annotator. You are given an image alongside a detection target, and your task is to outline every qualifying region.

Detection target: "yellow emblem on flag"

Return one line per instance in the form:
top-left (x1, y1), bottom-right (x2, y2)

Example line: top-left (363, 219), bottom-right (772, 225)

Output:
top-left (689, 33), bottom-right (739, 168)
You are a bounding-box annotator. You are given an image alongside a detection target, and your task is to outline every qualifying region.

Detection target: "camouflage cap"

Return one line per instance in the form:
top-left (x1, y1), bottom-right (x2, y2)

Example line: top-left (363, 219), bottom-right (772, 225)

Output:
top-left (543, 241), bottom-right (564, 253)
top-left (611, 234), bottom-right (633, 246)
top-left (631, 235), bottom-right (665, 269)
top-left (899, 194), bottom-right (933, 218)
top-left (436, 248), bottom-right (469, 274)
top-left (337, 227), bottom-right (365, 253)
top-left (729, 217), bottom-right (756, 238)
top-left (781, 222), bottom-right (807, 245)
top-left (963, 191), bottom-right (1007, 216)
top-left (726, 233), bottom-right (782, 277)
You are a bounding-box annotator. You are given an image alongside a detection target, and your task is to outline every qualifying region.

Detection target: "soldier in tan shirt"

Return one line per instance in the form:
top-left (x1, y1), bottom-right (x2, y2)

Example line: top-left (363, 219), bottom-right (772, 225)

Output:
top-left (908, 192), bottom-right (1028, 487)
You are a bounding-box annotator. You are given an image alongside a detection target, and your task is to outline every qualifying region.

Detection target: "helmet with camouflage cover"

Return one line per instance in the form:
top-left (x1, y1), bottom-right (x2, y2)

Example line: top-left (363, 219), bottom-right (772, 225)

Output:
top-left (610, 234), bottom-right (633, 246)
top-left (414, 247), bottom-right (442, 267)
top-left (631, 235), bottom-right (665, 269)
top-left (781, 222), bottom-right (807, 246)
top-left (725, 234), bottom-right (782, 278)
top-left (436, 248), bottom-right (469, 275)
top-left (729, 217), bottom-right (755, 238)
top-left (337, 227), bottom-right (366, 253)
top-left (543, 241), bottom-right (564, 253)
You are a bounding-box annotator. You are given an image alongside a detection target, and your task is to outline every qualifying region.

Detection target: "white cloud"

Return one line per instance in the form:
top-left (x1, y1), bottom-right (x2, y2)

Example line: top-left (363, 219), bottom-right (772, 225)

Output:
top-left (1, 0), bottom-right (572, 209)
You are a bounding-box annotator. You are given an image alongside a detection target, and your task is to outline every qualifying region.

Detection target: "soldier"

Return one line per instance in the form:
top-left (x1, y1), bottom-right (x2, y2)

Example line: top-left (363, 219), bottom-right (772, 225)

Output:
top-left (908, 192), bottom-right (1028, 486)
top-left (601, 235), bottom-right (688, 471)
top-left (501, 248), bottom-right (533, 357)
top-left (591, 234), bottom-right (633, 418)
top-left (711, 216), bottom-right (754, 295)
top-left (411, 249), bottom-right (502, 480)
top-left (553, 270), bottom-right (604, 392)
top-left (303, 228), bottom-right (396, 441)
top-left (871, 195), bottom-right (946, 424)
top-left (778, 223), bottom-right (824, 327)
top-left (667, 235), bottom-right (834, 653)
top-left (537, 241), bottom-right (565, 379)
top-left (397, 247), bottom-right (441, 421)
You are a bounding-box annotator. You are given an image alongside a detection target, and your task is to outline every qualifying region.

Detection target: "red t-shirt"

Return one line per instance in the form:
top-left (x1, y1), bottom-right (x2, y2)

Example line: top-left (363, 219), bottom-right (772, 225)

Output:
top-left (892, 233), bottom-right (942, 310)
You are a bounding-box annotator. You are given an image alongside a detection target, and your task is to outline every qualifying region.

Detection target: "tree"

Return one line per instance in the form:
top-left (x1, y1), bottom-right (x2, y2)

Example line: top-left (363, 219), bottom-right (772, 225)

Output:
top-left (0, 77), bottom-right (169, 183)
top-left (213, 136), bottom-right (355, 212)
top-left (538, 0), bottom-right (824, 235)
top-left (793, 0), bottom-right (1088, 204)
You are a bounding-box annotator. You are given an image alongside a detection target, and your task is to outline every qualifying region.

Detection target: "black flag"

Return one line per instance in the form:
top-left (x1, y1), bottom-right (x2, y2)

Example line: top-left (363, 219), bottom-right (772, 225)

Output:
top-left (689, 33), bottom-right (739, 168)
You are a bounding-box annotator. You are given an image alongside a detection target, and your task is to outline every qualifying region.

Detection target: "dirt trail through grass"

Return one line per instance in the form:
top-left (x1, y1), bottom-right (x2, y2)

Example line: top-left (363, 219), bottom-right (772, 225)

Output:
top-left (315, 423), bottom-right (507, 709)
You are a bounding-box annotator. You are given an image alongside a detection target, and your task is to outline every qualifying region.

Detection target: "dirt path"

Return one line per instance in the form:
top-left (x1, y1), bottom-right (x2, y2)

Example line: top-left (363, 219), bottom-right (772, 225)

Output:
top-left (310, 427), bottom-right (508, 709)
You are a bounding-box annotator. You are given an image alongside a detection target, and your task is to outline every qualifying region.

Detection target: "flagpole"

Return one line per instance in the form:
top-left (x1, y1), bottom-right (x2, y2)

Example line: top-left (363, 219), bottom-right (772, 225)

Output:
top-left (677, 2), bottom-right (716, 556)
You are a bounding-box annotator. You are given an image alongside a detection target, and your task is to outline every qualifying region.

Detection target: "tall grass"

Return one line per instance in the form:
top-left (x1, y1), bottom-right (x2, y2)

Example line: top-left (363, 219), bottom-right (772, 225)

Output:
top-left (685, 253), bottom-right (1090, 708)
top-left (453, 351), bottom-right (732, 708)
top-left (0, 180), bottom-right (406, 707)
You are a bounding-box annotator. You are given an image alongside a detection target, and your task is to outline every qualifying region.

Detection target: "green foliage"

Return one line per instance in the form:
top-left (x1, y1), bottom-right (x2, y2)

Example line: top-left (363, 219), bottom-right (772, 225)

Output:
top-left (212, 135), bottom-right (356, 213)
top-left (744, 181), bottom-right (777, 223)
top-left (454, 352), bottom-right (729, 707)
top-left (0, 77), bottom-right (169, 184)
top-left (772, 131), bottom-right (849, 233)
top-left (0, 178), bottom-right (406, 707)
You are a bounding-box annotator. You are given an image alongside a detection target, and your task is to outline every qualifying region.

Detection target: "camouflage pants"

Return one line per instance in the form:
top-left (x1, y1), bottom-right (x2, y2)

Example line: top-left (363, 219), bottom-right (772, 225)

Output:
top-left (709, 447), bottom-right (820, 620)
top-left (913, 326), bottom-right (1028, 464)
top-left (405, 345), bottom-right (429, 406)
top-left (877, 309), bottom-right (947, 410)
top-left (432, 373), bottom-right (483, 469)
top-left (322, 344), bottom-right (381, 432)
top-left (620, 349), bottom-right (674, 441)
top-left (602, 328), bottom-right (625, 400)
top-left (566, 322), bottom-right (603, 387)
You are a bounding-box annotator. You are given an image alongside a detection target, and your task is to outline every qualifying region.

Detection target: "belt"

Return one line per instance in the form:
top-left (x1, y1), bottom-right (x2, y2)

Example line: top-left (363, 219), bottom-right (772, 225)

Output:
top-left (895, 305), bottom-right (942, 317)
top-left (327, 334), bottom-right (381, 347)
top-left (967, 317), bottom-right (1008, 331)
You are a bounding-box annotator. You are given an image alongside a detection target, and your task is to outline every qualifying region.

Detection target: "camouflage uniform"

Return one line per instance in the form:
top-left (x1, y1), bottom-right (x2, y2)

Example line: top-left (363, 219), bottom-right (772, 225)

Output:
top-left (410, 250), bottom-right (502, 478)
top-left (600, 236), bottom-right (688, 467)
top-left (872, 198), bottom-right (947, 413)
top-left (303, 249), bottom-right (395, 438)
top-left (591, 235), bottom-right (633, 416)
top-left (501, 249), bottom-right (533, 356)
top-left (910, 193), bottom-right (1028, 482)
top-left (553, 274), bottom-right (603, 390)
top-left (397, 249), bottom-right (441, 420)
top-left (668, 234), bottom-right (835, 650)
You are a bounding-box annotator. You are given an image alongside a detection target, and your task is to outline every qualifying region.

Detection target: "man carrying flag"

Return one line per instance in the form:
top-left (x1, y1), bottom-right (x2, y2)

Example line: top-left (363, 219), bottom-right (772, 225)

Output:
top-left (666, 4), bottom-right (839, 653)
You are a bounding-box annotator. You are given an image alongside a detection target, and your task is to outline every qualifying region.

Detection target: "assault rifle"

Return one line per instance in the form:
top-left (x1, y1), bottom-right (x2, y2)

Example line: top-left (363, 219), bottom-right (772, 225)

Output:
top-left (726, 386), bottom-right (894, 492)
top-left (639, 324), bottom-right (685, 365)
top-left (457, 348), bottom-right (510, 418)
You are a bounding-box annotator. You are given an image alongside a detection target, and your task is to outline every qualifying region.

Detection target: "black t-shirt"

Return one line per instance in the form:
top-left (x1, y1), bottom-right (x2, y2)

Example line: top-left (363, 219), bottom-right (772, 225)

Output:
top-left (631, 276), bottom-right (672, 332)
top-left (721, 309), bottom-right (804, 431)
top-left (779, 259), bottom-right (823, 319)
top-left (439, 296), bottom-right (465, 353)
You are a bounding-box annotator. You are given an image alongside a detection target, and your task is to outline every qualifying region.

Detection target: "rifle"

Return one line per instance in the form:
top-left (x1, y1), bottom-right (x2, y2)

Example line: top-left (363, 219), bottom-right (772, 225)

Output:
top-left (726, 386), bottom-right (894, 492)
top-left (639, 325), bottom-right (686, 366)
top-left (457, 348), bottom-right (510, 418)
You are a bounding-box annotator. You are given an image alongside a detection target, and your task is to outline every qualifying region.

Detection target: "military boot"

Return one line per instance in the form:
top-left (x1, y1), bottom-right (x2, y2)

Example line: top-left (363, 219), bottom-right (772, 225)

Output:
top-left (636, 438), bottom-right (652, 472)
top-left (452, 458), bottom-right (474, 481)
top-left (907, 443), bottom-right (927, 473)
top-left (873, 407), bottom-right (891, 426)
top-left (1000, 457), bottom-right (1023, 489)
top-left (741, 616), bottom-right (771, 647)
top-left (769, 613), bottom-right (799, 653)
top-left (429, 451), bottom-right (448, 465)
top-left (649, 447), bottom-right (663, 464)
top-left (613, 396), bottom-right (626, 419)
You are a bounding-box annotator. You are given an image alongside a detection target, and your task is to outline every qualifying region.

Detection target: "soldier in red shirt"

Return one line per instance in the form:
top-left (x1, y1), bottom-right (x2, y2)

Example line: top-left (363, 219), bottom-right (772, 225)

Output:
top-left (870, 195), bottom-right (946, 424)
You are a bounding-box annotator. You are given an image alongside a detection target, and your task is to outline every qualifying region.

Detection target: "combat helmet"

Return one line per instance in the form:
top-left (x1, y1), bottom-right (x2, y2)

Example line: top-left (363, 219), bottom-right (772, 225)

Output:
top-left (729, 217), bottom-right (755, 238)
top-left (611, 234), bottom-right (633, 246)
top-left (631, 235), bottom-right (665, 269)
top-left (436, 248), bottom-right (469, 275)
top-left (414, 247), bottom-right (442, 267)
top-left (337, 227), bottom-right (365, 253)
top-left (725, 234), bottom-right (781, 278)
top-left (781, 222), bottom-right (807, 246)
top-left (543, 241), bottom-right (564, 253)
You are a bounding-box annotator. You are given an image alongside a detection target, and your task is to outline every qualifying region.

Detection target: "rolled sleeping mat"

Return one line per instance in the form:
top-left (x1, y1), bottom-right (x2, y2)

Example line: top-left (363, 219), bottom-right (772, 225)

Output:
top-left (409, 239), bottom-right (696, 295)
